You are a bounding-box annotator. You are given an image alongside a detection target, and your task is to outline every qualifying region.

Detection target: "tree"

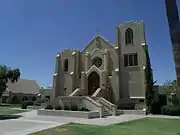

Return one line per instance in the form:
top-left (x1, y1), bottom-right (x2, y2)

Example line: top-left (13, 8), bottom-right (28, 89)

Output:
top-left (0, 65), bottom-right (21, 98)
top-left (165, 0), bottom-right (180, 96)
top-left (162, 80), bottom-right (179, 95)
top-left (161, 80), bottom-right (179, 106)
top-left (144, 45), bottom-right (155, 113)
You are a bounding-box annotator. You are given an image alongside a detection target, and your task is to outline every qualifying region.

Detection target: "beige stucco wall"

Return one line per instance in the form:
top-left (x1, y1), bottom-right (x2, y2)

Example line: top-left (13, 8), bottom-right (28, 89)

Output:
top-left (52, 21), bottom-right (149, 105)
top-left (118, 21), bottom-right (146, 99)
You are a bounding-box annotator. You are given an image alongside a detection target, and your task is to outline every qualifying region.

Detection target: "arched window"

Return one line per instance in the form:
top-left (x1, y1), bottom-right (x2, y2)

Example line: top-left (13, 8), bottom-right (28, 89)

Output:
top-left (64, 59), bottom-right (68, 72)
top-left (125, 28), bottom-right (133, 45)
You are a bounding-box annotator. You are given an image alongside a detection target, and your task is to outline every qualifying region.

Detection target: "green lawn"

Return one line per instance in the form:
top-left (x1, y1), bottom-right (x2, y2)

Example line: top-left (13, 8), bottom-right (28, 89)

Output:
top-left (0, 103), bottom-right (21, 108)
top-left (0, 107), bottom-right (25, 116)
top-left (0, 103), bottom-right (26, 117)
top-left (30, 118), bottom-right (180, 135)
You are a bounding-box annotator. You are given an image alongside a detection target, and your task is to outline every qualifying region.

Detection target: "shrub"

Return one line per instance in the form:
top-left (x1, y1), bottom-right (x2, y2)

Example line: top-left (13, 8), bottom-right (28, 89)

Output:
top-left (161, 105), bottom-right (180, 116)
top-left (32, 96), bottom-right (37, 101)
top-left (33, 97), bottom-right (49, 106)
top-left (45, 104), bottom-right (54, 110)
top-left (159, 94), bottom-right (167, 106)
top-left (33, 99), bottom-right (41, 106)
top-left (70, 104), bottom-right (78, 111)
top-left (150, 101), bottom-right (161, 114)
top-left (41, 97), bottom-right (49, 103)
top-left (21, 100), bottom-right (33, 109)
top-left (171, 95), bottom-right (179, 106)
top-left (55, 105), bottom-right (62, 110)
top-left (63, 104), bottom-right (70, 110)
top-left (80, 107), bottom-right (89, 111)
top-left (117, 103), bottom-right (135, 110)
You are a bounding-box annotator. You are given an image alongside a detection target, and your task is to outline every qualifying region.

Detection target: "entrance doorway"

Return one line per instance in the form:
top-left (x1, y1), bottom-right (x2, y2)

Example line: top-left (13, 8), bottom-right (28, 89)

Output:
top-left (88, 72), bottom-right (100, 95)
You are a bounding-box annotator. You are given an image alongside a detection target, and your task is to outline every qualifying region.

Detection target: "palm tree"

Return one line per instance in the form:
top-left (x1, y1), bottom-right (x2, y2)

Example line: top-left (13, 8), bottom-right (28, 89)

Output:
top-left (0, 65), bottom-right (21, 98)
top-left (165, 0), bottom-right (180, 97)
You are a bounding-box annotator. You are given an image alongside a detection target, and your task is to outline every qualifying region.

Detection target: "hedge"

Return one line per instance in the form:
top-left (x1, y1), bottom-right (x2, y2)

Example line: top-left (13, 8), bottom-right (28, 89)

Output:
top-left (21, 100), bottom-right (33, 109)
top-left (161, 105), bottom-right (180, 116)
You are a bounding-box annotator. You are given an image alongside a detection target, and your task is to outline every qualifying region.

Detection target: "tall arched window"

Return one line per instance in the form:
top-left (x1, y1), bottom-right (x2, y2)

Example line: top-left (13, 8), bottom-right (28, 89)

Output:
top-left (64, 59), bottom-right (68, 72)
top-left (125, 28), bottom-right (133, 45)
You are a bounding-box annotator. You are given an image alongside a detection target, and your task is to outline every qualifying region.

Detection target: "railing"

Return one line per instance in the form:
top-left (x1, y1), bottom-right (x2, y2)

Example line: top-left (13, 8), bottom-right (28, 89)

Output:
top-left (93, 97), bottom-right (117, 116)
top-left (69, 88), bottom-right (81, 96)
top-left (92, 88), bottom-right (103, 97)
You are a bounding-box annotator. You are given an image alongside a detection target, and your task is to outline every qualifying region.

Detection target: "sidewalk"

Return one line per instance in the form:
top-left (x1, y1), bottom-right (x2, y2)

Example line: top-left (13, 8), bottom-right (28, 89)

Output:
top-left (1, 110), bottom-right (180, 135)
top-left (148, 114), bottom-right (180, 119)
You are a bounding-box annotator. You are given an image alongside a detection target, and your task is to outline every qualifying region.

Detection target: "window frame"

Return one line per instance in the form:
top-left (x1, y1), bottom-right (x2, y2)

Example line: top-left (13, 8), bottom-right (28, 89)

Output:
top-left (64, 59), bottom-right (68, 72)
top-left (124, 53), bottom-right (138, 67)
top-left (125, 28), bottom-right (134, 45)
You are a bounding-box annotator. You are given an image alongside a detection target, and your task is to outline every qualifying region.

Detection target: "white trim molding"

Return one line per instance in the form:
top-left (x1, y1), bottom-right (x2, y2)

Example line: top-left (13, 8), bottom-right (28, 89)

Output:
top-left (130, 96), bottom-right (145, 99)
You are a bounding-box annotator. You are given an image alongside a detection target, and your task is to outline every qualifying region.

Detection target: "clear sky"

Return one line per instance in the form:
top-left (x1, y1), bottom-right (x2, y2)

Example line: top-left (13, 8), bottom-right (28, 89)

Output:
top-left (0, 0), bottom-right (179, 87)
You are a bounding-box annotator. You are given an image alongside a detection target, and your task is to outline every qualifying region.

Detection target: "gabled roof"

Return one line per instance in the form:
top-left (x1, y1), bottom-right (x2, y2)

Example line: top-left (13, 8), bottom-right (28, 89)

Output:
top-left (82, 35), bottom-right (114, 53)
top-left (7, 79), bottom-right (40, 94)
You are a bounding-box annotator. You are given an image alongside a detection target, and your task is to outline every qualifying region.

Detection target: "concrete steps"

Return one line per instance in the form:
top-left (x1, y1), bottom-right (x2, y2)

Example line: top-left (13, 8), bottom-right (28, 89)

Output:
top-left (93, 98), bottom-right (112, 116)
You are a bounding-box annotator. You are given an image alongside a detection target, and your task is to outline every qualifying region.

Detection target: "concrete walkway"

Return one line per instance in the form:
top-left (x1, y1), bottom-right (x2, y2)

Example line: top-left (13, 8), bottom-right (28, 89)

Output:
top-left (74, 115), bottom-right (147, 126)
top-left (148, 114), bottom-right (180, 119)
top-left (1, 110), bottom-right (180, 135)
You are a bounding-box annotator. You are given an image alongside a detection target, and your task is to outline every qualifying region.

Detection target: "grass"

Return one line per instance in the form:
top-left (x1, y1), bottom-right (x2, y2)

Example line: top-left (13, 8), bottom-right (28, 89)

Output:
top-left (29, 118), bottom-right (180, 135)
top-left (0, 103), bottom-right (21, 108)
top-left (0, 103), bottom-right (24, 115)
top-left (0, 107), bottom-right (25, 115)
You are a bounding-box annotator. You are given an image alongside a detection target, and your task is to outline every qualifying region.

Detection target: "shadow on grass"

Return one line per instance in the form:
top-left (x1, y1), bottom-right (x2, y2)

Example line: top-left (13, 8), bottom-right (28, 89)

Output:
top-left (0, 115), bottom-right (22, 120)
top-left (0, 104), bottom-right (11, 107)
top-left (0, 104), bottom-right (21, 107)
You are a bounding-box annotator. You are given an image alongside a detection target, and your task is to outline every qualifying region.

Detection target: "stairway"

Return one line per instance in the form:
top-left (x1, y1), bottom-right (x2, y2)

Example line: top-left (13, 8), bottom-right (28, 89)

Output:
top-left (103, 107), bottom-right (112, 116)
top-left (92, 97), bottom-right (115, 116)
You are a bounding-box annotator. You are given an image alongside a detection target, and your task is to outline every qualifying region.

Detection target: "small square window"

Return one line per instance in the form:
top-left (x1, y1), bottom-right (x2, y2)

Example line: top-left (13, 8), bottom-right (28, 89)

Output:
top-left (133, 54), bottom-right (138, 66)
top-left (123, 53), bottom-right (138, 67)
top-left (129, 54), bottom-right (133, 66)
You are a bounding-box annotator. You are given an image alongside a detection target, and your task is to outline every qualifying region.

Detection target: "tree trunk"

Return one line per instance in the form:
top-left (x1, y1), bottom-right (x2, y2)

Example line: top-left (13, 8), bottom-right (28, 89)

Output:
top-left (165, 0), bottom-right (180, 98)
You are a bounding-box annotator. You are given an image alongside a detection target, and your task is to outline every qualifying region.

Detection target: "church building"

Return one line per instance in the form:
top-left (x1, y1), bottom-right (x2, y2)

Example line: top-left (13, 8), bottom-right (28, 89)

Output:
top-left (52, 21), bottom-right (149, 107)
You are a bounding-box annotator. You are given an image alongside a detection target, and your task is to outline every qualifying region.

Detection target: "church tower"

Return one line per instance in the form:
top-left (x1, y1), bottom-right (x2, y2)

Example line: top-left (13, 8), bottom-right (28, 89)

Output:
top-left (165, 0), bottom-right (180, 96)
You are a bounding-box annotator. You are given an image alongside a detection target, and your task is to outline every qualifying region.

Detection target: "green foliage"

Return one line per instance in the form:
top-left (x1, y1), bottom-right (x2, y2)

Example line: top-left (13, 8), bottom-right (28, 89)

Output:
top-left (21, 100), bottom-right (33, 109)
top-left (63, 104), bottom-right (70, 110)
top-left (161, 105), bottom-right (180, 116)
top-left (161, 80), bottom-right (179, 95)
top-left (150, 101), bottom-right (161, 114)
top-left (144, 46), bottom-right (155, 112)
top-left (0, 65), bottom-right (21, 98)
top-left (117, 103), bottom-right (135, 110)
top-left (79, 107), bottom-right (89, 111)
top-left (54, 105), bottom-right (62, 110)
top-left (32, 96), bottom-right (37, 101)
top-left (40, 97), bottom-right (49, 103)
top-left (45, 104), bottom-right (54, 110)
top-left (33, 99), bottom-right (41, 106)
top-left (70, 104), bottom-right (78, 111)
top-left (171, 95), bottom-right (179, 105)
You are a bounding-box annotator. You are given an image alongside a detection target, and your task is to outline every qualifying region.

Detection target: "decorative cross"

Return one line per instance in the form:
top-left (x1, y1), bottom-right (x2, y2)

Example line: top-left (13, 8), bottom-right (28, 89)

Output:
top-left (96, 28), bottom-right (100, 35)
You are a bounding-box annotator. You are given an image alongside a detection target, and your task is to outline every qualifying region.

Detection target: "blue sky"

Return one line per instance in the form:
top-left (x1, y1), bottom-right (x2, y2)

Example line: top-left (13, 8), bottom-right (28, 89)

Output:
top-left (0, 0), bottom-right (179, 87)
